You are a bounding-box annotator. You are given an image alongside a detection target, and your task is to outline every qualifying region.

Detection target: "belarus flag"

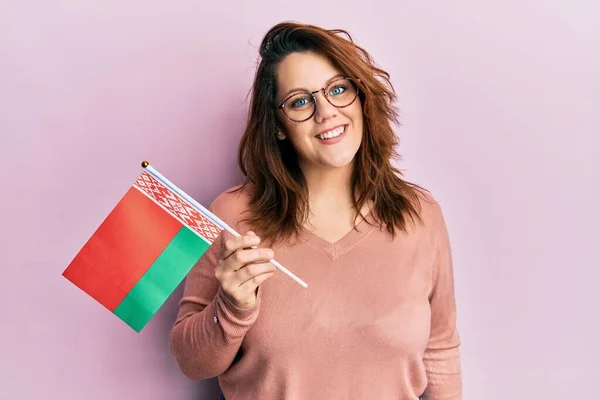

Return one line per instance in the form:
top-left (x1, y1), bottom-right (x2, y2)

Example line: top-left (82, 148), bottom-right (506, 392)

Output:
top-left (62, 162), bottom-right (222, 332)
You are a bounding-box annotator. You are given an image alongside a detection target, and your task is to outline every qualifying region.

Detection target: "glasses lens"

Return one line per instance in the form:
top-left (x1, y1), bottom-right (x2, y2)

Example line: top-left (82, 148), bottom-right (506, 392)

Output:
top-left (325, 78), bottom-right (358, 107)
top-left (283, 92), bottom-right (315, 122)
top-left (281, 78), bottom-right (359, 122)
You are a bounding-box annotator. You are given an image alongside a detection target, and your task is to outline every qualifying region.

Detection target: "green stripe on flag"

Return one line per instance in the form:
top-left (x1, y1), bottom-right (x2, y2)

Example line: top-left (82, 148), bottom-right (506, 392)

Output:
top-left (113, 226), bottom-right (210, 332)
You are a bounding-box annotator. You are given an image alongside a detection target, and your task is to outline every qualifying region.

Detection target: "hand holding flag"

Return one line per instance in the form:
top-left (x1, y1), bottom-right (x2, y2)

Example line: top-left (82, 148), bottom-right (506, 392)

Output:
top-left (215, 231), bottom-right (278, 310)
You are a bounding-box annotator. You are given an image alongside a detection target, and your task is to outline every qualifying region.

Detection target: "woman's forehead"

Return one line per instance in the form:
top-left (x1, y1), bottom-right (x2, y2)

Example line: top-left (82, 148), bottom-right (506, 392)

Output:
top-left (276, 52), bottom-right (342, 94)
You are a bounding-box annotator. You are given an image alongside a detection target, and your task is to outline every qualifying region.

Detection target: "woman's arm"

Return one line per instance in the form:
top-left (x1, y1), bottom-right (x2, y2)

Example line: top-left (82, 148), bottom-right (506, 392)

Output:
top-left (168, 228), bottom-right (261, 380)
top-left (422, 205), bottom-right (462, 400)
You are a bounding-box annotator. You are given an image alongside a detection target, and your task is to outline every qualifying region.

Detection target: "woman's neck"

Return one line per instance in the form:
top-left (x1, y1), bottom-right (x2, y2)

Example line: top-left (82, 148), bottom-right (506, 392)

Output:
top-left (301, 162), bottom-right (355, 218)
top-left (299, 162), bottom-right (373, 238)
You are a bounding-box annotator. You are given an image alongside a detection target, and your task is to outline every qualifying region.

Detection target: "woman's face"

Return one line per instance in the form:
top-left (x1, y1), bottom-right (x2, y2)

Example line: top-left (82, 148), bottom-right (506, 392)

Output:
top-left (274, 51), bottom-right (364, 174)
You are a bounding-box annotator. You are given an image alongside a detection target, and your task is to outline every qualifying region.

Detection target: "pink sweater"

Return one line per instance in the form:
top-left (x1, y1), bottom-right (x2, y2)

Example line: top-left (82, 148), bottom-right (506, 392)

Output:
top-left (169, 186), bottom-right (462, 399)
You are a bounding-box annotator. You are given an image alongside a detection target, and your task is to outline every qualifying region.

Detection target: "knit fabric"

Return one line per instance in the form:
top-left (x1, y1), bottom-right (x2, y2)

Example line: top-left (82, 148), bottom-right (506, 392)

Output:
top-left (169, 186), bottom-right (462, 400)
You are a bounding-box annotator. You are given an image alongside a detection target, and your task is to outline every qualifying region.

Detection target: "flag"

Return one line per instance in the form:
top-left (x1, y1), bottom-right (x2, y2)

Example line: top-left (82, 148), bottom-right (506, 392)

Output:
top-left (62, 164), bottom-right (222, 332)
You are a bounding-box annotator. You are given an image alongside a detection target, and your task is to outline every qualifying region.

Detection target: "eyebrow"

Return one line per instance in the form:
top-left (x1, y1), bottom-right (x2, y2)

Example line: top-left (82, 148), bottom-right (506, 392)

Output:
top-left (281, 73), bottom-right (345, 100)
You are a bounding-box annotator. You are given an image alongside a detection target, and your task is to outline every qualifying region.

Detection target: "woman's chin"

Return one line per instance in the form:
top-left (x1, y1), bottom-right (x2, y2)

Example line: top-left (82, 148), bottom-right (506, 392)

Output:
top-left (320, 154), bottom-right (357, 170)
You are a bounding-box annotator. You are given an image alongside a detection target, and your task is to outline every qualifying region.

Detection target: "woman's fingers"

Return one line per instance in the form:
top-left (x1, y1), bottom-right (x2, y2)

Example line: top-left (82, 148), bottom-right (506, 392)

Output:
top-left (221, 231), bottom-right (261, 260)
top-left (214, 230), bottom-right (277, 309)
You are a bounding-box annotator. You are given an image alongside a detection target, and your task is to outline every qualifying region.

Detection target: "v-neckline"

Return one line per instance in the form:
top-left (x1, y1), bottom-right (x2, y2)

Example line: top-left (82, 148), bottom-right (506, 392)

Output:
top-left (298, 211), bottom-right (377, 260)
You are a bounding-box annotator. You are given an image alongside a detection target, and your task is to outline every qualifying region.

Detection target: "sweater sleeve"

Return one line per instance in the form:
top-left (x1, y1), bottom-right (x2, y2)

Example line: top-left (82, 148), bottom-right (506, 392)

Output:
top-left (168, 213), bottom-right (261, 380)
top-left (422, 205), bottom-right (462, 400)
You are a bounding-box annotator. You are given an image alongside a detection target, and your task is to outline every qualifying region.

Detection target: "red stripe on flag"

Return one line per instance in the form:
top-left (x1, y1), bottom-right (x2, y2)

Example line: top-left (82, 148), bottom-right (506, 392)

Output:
top-left (63, 187), bottom-right (182, 311)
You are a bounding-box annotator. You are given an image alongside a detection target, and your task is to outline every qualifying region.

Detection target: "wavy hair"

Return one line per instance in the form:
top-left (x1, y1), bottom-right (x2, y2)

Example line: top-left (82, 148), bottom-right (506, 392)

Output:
top-left (236, 21), bottom-right (424, 244)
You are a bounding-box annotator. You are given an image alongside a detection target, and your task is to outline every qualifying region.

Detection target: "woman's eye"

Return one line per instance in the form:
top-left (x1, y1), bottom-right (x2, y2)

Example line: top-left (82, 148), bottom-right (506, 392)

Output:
top-left (290, 96), bottom-right (311, 108)
top-left (329, 85), bottom-right (346, 96)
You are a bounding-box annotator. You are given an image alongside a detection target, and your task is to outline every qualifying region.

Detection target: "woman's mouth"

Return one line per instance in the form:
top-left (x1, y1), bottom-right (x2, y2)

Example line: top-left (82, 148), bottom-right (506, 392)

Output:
top-left (316, 125), bottom-right (346, 142)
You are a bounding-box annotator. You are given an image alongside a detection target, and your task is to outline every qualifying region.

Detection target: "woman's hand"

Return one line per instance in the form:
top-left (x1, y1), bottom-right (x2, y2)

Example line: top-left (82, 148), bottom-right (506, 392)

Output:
top-left (214, 231), bottom-right (276, 309)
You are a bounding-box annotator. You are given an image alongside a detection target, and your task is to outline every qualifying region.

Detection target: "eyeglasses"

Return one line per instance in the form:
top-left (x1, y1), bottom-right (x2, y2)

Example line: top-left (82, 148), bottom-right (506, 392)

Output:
top-left (276, 76), bottom-right (360, 123)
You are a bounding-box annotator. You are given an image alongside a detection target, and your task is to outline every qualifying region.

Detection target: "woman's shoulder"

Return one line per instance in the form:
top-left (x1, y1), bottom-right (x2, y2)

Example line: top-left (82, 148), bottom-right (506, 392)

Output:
top-left (411, 186), bottom-right (445, 228)
top-left (208, 183), bottom-right (253, 228)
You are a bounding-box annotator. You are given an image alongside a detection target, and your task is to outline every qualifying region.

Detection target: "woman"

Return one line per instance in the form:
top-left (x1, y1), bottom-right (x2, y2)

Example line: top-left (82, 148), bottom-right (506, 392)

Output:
top-left (169, 21), bottom-right (462, 400)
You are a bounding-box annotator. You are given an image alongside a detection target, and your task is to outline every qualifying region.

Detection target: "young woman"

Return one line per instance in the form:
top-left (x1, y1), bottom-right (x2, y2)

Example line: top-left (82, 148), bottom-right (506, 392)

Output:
top-left (169, 21), bottom-right (462, 400)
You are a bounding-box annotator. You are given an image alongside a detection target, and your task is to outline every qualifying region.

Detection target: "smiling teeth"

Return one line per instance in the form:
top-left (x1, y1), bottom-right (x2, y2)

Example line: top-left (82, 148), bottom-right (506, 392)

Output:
top-left (318, 126), bottom-right (345, 140)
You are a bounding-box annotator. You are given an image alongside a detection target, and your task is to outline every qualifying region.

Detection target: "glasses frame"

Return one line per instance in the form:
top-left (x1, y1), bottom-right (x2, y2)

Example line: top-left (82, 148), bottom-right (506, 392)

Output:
top-left (276, 76), bottom-right (360, 123)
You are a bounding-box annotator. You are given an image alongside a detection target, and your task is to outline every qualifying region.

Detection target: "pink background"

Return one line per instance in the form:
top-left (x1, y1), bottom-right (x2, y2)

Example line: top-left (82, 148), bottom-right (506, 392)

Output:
top-left (1, 1), bottom-right (598, 399)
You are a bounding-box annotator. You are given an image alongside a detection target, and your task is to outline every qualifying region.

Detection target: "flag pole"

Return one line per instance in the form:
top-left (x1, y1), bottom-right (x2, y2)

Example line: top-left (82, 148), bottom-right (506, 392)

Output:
top-left (141, 161), bottom-right (308, 288)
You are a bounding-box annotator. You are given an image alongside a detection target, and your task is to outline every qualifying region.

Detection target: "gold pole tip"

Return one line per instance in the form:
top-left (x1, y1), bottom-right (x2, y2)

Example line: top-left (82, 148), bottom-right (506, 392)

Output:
top-left (141, 161), bottom-right (149, 168)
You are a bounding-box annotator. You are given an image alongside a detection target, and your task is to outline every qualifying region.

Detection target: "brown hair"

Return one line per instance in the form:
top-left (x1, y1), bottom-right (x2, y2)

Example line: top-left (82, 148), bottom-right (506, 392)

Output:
top-left (236, 21), bottom-right (424, 244)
